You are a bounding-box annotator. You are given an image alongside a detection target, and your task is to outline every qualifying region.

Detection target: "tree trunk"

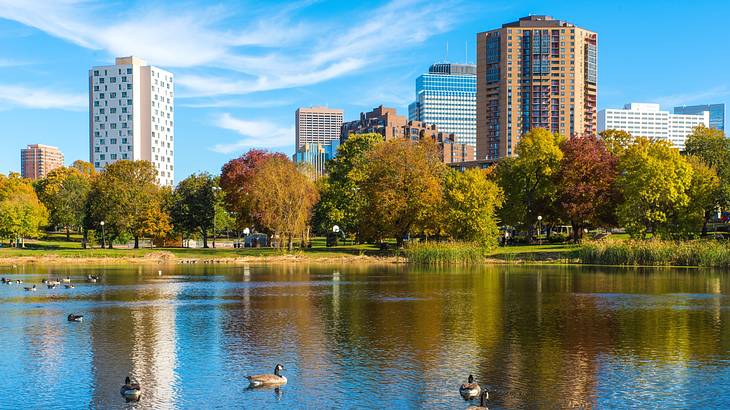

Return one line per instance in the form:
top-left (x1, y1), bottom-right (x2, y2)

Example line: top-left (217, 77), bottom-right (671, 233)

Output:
top-left (66, 226), bottom-right (70, 240)
top-left (702, 209), bottom-right (710, 237)
top-left (134, 236), bottom-right (139, 249)
top-left (288, 235), bottom-right (293, 251)
top-left (202, 231), bottom-right (208, 248)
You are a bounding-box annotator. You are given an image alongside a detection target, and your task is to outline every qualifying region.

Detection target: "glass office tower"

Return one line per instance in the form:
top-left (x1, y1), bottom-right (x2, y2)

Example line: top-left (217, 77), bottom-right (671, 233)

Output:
top-left (673, 103), bottom-right (725, 131)
top-left (408, 63), bottom-right (476, 158)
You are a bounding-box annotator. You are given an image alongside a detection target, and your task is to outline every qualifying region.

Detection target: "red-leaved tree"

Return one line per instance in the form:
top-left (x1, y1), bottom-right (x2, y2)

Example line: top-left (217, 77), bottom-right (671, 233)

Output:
top-left (220, 149), bottom-right (287, 230)
top-left (556, 135), bottom-right (619, 242)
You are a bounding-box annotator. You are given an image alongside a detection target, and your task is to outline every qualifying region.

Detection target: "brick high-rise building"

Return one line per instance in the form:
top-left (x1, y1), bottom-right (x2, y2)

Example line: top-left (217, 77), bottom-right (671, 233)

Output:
top-left (89, 56), bottom-right (175, 186)
top-left (20, 144), bottom-right (64, 180)
top-left (476, 15), bottom-right (597, 159)
top-left (295, 107), bottom-right (344, 149)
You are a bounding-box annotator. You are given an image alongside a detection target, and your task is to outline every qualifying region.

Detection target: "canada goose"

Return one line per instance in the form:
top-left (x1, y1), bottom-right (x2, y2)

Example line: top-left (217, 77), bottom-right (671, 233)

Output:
top-left (41, 279), bottom-right (49, 284)
top-left (24, 285), bottom-right (36, 292)
top-left (62, 277), bottom-right (71, 283)
top-left (247, 364), bottom-right (287, 387)
top-left (466, 390), bottom-right (489, 409)
top-left (64, 284), bottom-right (75, 289)
top-left (15, 279), bottom-right (22, 284)
top-left (459, 374), bottom-right (481, 400)
top-left (67, 314), bottom-right (83, 322)
top-left (86, 275), bottom-right (98, 283)
top-left (120, 376), bottom-right (141, 401)
top-left (47, 284), bottom-right (58, 289)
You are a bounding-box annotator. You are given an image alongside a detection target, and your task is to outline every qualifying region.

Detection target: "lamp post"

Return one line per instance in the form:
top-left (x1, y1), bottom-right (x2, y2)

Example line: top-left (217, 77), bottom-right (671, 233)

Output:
top-left (243, 227), bottom-right (250, 248)
top-left (100, 221), bottom-right (105, 249)
top-left (212, 186), bottom-right (222, 248)
top-left (537, 215), bottom-right (543, 245)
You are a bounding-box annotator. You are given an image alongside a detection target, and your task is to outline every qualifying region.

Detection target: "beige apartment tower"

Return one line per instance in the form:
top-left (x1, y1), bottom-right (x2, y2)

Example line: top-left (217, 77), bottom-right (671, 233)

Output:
top-left (295, 107), bottom-right (344, 148)
top-left (476, 15), bottom-right (597, 159)
top-left (20, 144), bottom-right (64, 180)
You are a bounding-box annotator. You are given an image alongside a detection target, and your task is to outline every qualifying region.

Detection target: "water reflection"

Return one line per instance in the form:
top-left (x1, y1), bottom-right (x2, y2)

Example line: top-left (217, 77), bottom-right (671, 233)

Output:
top-left (1, 264), bottom-right (730, 408)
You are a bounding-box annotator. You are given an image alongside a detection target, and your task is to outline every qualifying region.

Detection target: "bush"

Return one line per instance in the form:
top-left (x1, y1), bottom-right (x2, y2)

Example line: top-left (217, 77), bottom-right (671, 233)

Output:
top-left (579, 239), bottom-right (730, 267)
top-left (403, 241), bottom-right (485, 265)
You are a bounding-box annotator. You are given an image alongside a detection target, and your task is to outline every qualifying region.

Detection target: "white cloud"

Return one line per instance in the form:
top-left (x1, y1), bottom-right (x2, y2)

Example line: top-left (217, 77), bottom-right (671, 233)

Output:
top-left (653, 86), bottom-right (730, 109)
top-left (0, 84), bottom-right (86, 110)
top-left (210, 113), bottom-right (293, 154)
top-left (0, 0), bottom-right (457, 97)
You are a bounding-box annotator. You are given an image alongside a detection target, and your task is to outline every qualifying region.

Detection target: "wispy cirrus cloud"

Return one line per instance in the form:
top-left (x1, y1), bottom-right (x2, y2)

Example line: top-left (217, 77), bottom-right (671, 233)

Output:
top-left (0, 0), bottom-right (458, 98)
top-left (210, 113), bottom-right (293, 154)
top-left (653, 86), bottom-right (730, 109)
top-left (0, 84), bottom-right (86, 110)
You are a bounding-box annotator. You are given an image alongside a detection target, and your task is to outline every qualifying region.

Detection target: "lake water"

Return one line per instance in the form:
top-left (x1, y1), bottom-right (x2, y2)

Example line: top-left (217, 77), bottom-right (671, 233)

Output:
top-left (1, 263), bottom-right (730, 409)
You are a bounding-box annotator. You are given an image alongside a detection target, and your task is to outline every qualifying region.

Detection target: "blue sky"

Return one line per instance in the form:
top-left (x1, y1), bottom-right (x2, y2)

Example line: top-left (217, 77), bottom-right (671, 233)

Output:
top-left (0, 0), bottom-right (728, 182)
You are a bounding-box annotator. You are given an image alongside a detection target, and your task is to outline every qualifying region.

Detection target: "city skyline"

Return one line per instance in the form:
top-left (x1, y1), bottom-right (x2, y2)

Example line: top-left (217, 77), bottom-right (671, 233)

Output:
top-left (0, 0), bottom-right (728, 181)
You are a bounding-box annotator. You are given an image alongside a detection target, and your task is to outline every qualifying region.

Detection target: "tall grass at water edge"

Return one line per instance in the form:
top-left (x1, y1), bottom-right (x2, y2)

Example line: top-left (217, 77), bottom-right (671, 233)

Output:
top-left (580, 239), bottom-right (730, 267)
top-left (403, 241), bottom-right (486, 265)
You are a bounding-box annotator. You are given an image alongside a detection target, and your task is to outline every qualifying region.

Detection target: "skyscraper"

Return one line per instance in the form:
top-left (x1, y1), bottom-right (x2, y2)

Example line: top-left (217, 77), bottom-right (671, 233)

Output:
top-left (408, 63), bottom-right (476, 158)
top-left (673, 103), bottom-right (725, 131)
top-left (20, 144), bottom-right (64, 180)
top-left (599, 103), bottom-right (709, 150)
top-left (295, 107), bottom-right (344, 148)
top-left (89, 56), bottom-right (175, 186)
top-left (476, 15), bottom-right (598, 160)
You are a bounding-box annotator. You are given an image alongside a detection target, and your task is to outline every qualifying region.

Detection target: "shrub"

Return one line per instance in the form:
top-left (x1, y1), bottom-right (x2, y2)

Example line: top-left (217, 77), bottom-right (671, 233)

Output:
top-left (579, 239), bottom-right (730, 267)
top-left (403, 241), bottom-right (485, 265)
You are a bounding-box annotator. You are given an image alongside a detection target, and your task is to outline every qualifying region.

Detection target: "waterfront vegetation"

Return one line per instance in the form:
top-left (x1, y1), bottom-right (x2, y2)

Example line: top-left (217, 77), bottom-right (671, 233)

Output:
top-left (2, 126), bottom-right (730, 267)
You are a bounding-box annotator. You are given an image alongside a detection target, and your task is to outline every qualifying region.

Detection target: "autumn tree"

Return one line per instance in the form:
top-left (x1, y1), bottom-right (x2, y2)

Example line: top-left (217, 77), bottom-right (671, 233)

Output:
top-left (356, 139), bottom-right (445, 247)
top-left (0, 173), bottom-right (48, 246)
top-left (443, 168), bottom-right (503, 247)
top-left (247, 156), bottom-right (319, 250)
top-left (495, 128), bottom-right (564, 234)
top-left (600, 129), bottom-right (633, 156)
top-left (85, 160), bottom-right (169, 248)
top-left (616, 138), bottom-right (692, 239)
top-left (171, 173), bottom-right (219, 247)
top-left (220, 149), bottom-right (287, 230)
top-left (35, 166), bottom-right (92, 239)
top-left (312, 133), bottom-right (382, 239)
top-left (683, 156), bottom-right (721, 236)
top-left (556, 134), bottom-right (618, 241)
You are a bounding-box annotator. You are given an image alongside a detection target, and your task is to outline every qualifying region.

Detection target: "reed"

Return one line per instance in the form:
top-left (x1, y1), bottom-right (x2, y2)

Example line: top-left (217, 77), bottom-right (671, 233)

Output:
top-left (403, 241), bottom-right (486, 265)
top-left (579, 239), bottom-right (730, 267)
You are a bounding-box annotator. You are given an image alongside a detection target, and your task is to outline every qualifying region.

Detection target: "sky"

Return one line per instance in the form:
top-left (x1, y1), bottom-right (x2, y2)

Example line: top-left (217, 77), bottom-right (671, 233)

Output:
top-left (0, 0), bottom-right (728, 182)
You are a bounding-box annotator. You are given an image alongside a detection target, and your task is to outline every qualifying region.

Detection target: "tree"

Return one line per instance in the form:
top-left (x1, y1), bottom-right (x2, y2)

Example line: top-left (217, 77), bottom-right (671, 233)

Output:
top-left (220, 150), bottom-right (288, 230)
top-left (356, 139), bottom-right (445, 247)
top-left (0, 173), bottom-right (48, 246)
top-left (616, 138), bottom-right (693, 239)
top-left (684, 125), bottom-right (730, 225)
top-left (684, 156), bottom-right (721, 237)
top-left (443, 168), bottom-right (503, 247)
top-left (86, 160), bottom-right (169, 248)
top-left (495, 128), bottom-right (564, 235)
top-left (35, 167), bottom-right (92, 239)
top-left (600, 129), bottom-right (633, 156)
top-left (556, 134), bottom-right (618, 242)
top-left (247, 156), bottom-right (319, 250)
top-left (172, 173), bottom-right (218, 247)
top-left (312, 133), bottom-right (382, 240)
top-left (71, 160), bottom-right (96, 176)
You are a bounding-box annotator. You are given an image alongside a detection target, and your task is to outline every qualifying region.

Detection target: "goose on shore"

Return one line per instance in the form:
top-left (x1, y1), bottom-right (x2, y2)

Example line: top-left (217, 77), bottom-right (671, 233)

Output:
top-left (459, 374), bottom-right (481, 400)
top-left (466, 390), bottom-right (489, 409)
top-left (247, 364), bottom-right (287, 387)
top-left (120, 376), bottom-right (141, 401)
top-left (62, 277), bottom-right (71, 283)
top-left (67, 314), bottom-right (83, 322)
top-left (24, 285), bottom-right (36, 292)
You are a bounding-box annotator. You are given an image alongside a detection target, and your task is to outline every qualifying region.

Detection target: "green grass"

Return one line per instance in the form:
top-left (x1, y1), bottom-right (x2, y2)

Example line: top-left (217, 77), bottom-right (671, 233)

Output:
top-left (580, 239), bottom-right (730, 267)
top-left (402, 241), bottom-right (487, 265)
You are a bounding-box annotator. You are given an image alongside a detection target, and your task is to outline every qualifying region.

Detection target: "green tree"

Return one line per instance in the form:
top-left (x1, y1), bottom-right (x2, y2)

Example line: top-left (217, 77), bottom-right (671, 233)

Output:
top-left (683, 156), bottom-right (721, 236)
top-left (617, 138), bottom-right (693, 239)
top-left (0, 173), bottom-right (48, 246)
top-left (495, 128), bottom-right (564, 235)
top-left (247, 156), bottom-right (319, 250)
top-left (172, 173), bottom-right (219, 248)
top-left (312, 133), bottom-right (382, 239)
top-left (35, 167), bottom-right (92, 239)
top-left (86, 160), bottom-right (169, 248)
top-left (356, 139), bottom-right (445, 247)
top-left (443, 168), bottom-right (503, 247)
top-left (600, 129), bottom-right (633, 156)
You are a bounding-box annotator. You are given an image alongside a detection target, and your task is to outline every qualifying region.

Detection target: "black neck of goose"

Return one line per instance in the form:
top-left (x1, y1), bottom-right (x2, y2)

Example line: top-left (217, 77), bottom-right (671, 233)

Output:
top-left (274, 367), bottom-right (280, 376)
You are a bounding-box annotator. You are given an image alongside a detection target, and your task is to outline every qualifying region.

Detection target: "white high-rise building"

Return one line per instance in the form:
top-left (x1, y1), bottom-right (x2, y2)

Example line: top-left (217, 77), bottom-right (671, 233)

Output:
top-left (89, 56), bottom-right (175, 186)
top-left (598, 103), bottom-right (709, 150)
top-left (295, 107), bottom-right (343, 149)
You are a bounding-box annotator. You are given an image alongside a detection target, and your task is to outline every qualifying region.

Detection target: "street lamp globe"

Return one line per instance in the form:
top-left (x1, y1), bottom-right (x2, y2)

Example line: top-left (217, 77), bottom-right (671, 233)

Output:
top-left (243, 227), bottom-right (250, 235)
top-left (100, 221), bottom-right (105, 226)
top-left (332, 225), bottom-right (340, 233)
top-left (537, 215), bottom-right (542, 222)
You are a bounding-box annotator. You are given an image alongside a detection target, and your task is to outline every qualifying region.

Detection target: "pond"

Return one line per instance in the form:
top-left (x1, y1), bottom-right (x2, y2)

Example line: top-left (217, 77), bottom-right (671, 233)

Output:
top-left (1, 263), bottom-right (729, 408)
